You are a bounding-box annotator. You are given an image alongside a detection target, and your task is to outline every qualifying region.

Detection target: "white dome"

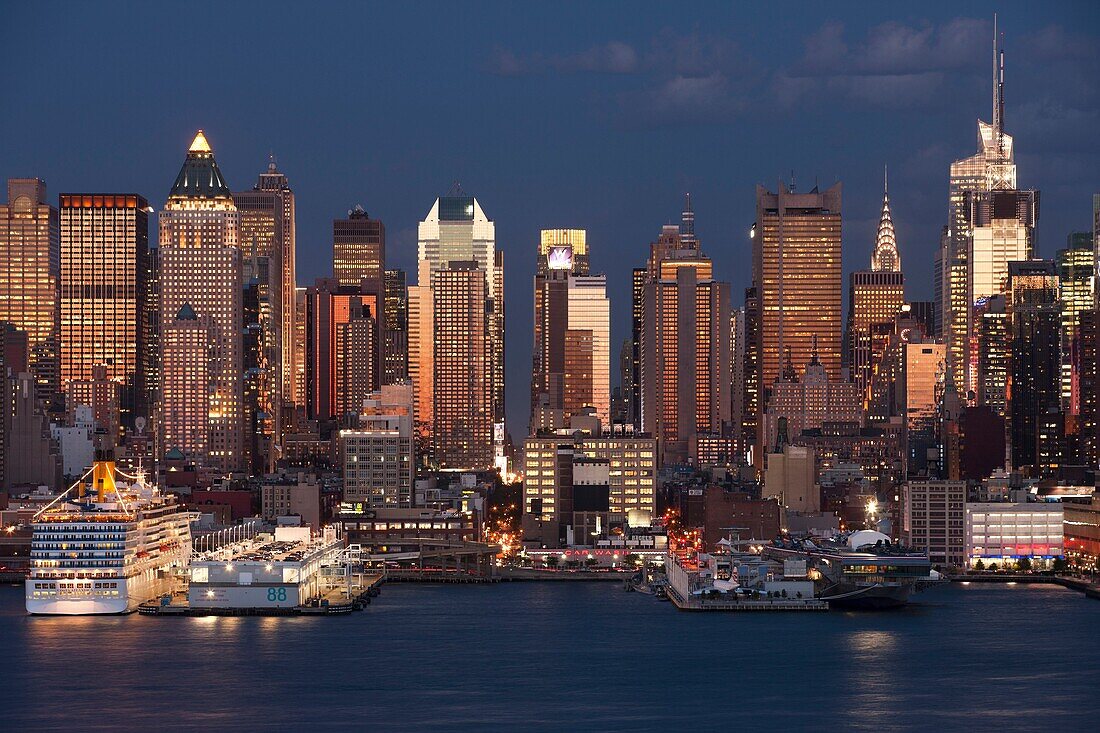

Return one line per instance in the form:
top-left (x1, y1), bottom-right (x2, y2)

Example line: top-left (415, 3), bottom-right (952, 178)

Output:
top-left (848, 530), bottom-right (890, 550)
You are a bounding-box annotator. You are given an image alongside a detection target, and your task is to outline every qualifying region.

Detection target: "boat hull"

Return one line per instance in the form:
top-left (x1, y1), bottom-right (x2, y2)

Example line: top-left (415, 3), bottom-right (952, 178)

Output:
top-left (822, 584), bottom-right (911, 610)
top-left (26, 573), bottom-right (174, 615)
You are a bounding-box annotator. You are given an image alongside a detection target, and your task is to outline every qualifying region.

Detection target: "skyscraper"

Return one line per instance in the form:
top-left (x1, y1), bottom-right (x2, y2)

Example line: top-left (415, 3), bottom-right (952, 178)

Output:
top-left (0, 179), bottom-right (59, 408)
top-left (1007, 261), bottom-right (1060, 470)
top-left (334, 298), bottom-right (379, 421)
top-left (940, 22), bottom-right (1019, 398)
top-left (305, 278), bottom-right (380, 422)
top-left (639, 222), bottom-right (731, 465)
top-left (415, 190), bottom-right (504, 462)
top-left (530, 229), bottom-right (609, 431)
top-left (429, 262), bottom-right (492, 469)
top-left (59, 193), bottom-right (151, 430)
top-left (752, 182), bottom-right (843, 463)
top-left (157, 131), bottom-right (244, 470)
top-left (333, 205), bottom-right (385, 287)
top-left (160, 304), bottom-right (213, 462)
top-left (1057, 232), bottom-right (1094, 415)
top-left (846, 172), bottom-right (904, 397)
top-left (234, 159), bottom-right (296, 431)
top-left (383, 268), bottom-right (408, 384)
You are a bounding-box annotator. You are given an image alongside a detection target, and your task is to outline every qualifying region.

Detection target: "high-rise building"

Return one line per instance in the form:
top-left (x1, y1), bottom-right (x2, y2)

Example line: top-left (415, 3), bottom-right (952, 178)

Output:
top-left (902, 480), bottom-right (966, 568)
top-left (422, 261), bottom-right (492, 470)
top-left (1057, 233), bottom-right (1094, 415)
top-left (846, 174), bottom-right (904, 397)
top-left (639, 222), bottom-right (731, 465)
top-left (334, 299), bottom-right (378, 422)
top-left (291, 286), bottom-right (308, 409)
top-left (1079, 309), bottom-right (1099, 467)
top-left (940, 24), bottom-right (1018, 398)
top-left (764, 346), bottom-right (862, 452)
top-left (0, 179), bottom-right (59, 408)
top-left (157, 131), bottom-right (244, 470)
top-left (383, 269), bottom-right (408, 384)
top-left (305, 278), bottom-right (381, 422)
top-left (530, 230), bottom-right (610, 432)
top-left (333, 205), bottom-right (385, 287)
top-left (59, 193), bottom-right (151, 431)
top-left (753, 182), bottom-right (843, 387)
top-left (415, 191), bottom-right (504, 462)
top-left (752, 183), bottom-right (843, 465)
top-left (976, 295), bottom-right (1010, 418)
top-left (963, 188), bottom-right (1039, 398)
top-left (160, 304), bottom-right (213, 462)
top-left (234, 159), bottom-right (296, 433)
top-left (1006, 260), bottom-right (1060, 470)
top-left (742, 286), bottom-right (761, 460)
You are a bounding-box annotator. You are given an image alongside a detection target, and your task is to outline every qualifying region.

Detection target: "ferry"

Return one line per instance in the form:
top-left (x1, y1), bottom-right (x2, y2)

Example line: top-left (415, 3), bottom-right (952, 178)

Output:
top-left (762, 530), bottom-right (942, 609)
top-left (25, 454), bottom-right (196, 615)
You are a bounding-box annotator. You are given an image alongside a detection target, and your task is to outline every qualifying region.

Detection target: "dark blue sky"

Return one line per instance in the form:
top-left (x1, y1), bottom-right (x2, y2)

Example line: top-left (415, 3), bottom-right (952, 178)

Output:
top-left (3, 1), bottom-right (1098, 434)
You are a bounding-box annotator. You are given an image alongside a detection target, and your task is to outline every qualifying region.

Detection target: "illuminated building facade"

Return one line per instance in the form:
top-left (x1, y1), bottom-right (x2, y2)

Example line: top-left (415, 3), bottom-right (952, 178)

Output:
top-left (333, 205), bottom-right (385, 287)
top-left (291, 286), bottom-right (308, 408)
top-left (306, 278), bottom-right (380, 421)
top-left (334, 300), bottom-right (378, 422)
top-left (416, 192), bottom-right (504, 461)
top-left (383, 268), bottom-right (408, 384)
top-left (233, 159), bottom-right (296, 434)
top-left (160, 304), bottom-right (212, 461)
top-left (340, 385), bottom-right (414, 507)
top-left (976, 295), bottom-right (1010, 417)
top-left (1006, 261), bottom-right (1060, 470)
top-left (940, 25), bottom-right (1017, 397)
top-left (903, 480), bottom-right (966, 567)
top-left (1057, 233), bottom-right (1093, 415)
top-left (530, 229), bottom-right (609, 432)
top-left (764, 347), bottom-right (861, 452)
top-left (521, 430), bottom-right (657, 547)
top-left (847, 176), bottom-right (904, 397)
top-left (0, 178), bottom-right (59, 407)
top-left (157, 131), bottom-right (244, 470)
top-left (426, 262), bottom-right (492, 470)
top-left (639, 224), bottom-right (731, 465)
top-left (59, 193), bottom-right (150, 430)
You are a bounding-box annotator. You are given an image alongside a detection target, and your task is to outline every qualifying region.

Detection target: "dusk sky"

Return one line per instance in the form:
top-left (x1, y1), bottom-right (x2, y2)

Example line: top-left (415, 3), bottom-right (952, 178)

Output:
top-left (3, 1), bottom-right (1098, 433)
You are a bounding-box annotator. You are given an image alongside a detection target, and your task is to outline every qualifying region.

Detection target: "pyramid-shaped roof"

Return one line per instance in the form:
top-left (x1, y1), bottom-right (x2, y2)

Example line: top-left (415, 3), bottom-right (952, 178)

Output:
top-left (168, 130), bottom-right (232, 200)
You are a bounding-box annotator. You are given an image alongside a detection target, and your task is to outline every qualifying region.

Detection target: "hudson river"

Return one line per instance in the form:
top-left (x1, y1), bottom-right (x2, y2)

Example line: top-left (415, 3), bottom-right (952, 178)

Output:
top-left (2, 582), bottom-right (1098, 731)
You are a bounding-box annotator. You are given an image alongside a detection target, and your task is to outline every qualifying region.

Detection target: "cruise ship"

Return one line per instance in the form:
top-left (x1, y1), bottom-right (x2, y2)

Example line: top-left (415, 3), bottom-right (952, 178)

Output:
top-left (763, 530), bottom-right (942, 609)
top-left (26, 455), bottom-right (196, 615)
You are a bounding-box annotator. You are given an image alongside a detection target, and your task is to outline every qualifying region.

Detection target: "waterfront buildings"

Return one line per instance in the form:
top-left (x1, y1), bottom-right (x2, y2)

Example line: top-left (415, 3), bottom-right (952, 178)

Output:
top-left (157, 131), bottom-right (244, 471)
top-left (59, 193), bottom-right (151, 430)
top-left (0, 179), bottom-right (60, 408)
top-left (521, 422), bottom-right (657, 548)
top-left (1063, 492), bottom-right (1100, 569)
top-left (964, 500), bottom-right (1064, 569)
top-left (902, 480), bottom-right (966, 568)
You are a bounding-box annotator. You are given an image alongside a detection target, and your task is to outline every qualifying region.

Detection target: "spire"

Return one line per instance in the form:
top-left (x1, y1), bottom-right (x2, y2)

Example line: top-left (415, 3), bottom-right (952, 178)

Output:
top-left (680, 192), bottom-right (696, 247)
top-left (870, 167), bottom-right (900, 272)
top-left (993, 14), bottom-right (1006, 156)
top-left (189, 130), bottom-right (212, 154)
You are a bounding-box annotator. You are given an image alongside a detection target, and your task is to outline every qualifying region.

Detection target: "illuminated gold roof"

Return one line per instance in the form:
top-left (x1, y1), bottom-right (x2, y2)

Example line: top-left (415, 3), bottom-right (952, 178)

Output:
top-left (189, 129), bottom-right (212, 153)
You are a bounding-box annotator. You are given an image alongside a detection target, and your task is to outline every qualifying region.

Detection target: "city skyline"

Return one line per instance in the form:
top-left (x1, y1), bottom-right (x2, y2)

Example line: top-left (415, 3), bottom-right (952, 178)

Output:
top-left (3, 3), bottom-right (1098, 433)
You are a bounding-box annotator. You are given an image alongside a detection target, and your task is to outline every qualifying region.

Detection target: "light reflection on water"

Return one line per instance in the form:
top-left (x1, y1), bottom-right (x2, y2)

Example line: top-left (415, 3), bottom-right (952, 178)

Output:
top-left (1, 582), bottom-right (1097, 732)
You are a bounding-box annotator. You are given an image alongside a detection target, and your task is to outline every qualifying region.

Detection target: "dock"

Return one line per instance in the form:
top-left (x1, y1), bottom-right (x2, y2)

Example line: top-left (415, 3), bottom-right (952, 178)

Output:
top-left (948, 573), bottom-right (1100, 600)
top-left (666, 585), bottom-right (828, 612)
top-left (137, 573), bottom-right (385, 616)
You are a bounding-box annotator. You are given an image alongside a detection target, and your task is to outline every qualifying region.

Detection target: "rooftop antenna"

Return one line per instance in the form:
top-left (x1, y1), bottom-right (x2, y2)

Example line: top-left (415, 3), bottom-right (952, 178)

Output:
top-left (789, 169), bottom-right (796, 193)
top-left (993, 14), bottom-right (1005, 156)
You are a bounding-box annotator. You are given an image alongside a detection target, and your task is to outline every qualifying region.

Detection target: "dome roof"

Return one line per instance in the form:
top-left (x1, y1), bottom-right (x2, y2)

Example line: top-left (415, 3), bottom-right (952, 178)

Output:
top-left (848, 530), bottom-right (890, 550)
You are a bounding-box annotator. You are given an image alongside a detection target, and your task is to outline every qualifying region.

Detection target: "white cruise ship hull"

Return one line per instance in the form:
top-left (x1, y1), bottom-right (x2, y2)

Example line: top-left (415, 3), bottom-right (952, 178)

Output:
top-left (26, 572), bottom-right (176, 615)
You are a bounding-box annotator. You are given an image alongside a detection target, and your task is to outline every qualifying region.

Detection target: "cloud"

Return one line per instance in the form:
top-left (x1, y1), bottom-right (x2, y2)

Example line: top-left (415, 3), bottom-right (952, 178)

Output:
top-left (488, 41), bottom-right (639, 76)
top-left (801, 18), bottom-right (986, 76)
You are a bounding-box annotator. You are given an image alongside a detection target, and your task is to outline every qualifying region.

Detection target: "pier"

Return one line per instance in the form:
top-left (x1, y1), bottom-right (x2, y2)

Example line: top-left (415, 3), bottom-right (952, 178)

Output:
top-left (137, 572), bottom-right (385, 616)
top-left (948, 573), bottom-right (1100, 600)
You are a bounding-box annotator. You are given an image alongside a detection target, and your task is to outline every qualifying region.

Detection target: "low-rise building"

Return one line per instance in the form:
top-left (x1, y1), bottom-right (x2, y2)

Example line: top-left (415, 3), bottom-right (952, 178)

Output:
top-left (1063, 492), bottom-right (1100, 569)
top-left (965, 500), bottom-right (1064, 569)
top-left (261, 473), bottom-right (324, 530)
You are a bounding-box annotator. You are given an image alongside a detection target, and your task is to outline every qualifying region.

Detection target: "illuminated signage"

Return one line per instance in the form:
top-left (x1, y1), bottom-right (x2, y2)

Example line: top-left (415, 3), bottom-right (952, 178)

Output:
top-left (546, 246), bottom-right (573, 270)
